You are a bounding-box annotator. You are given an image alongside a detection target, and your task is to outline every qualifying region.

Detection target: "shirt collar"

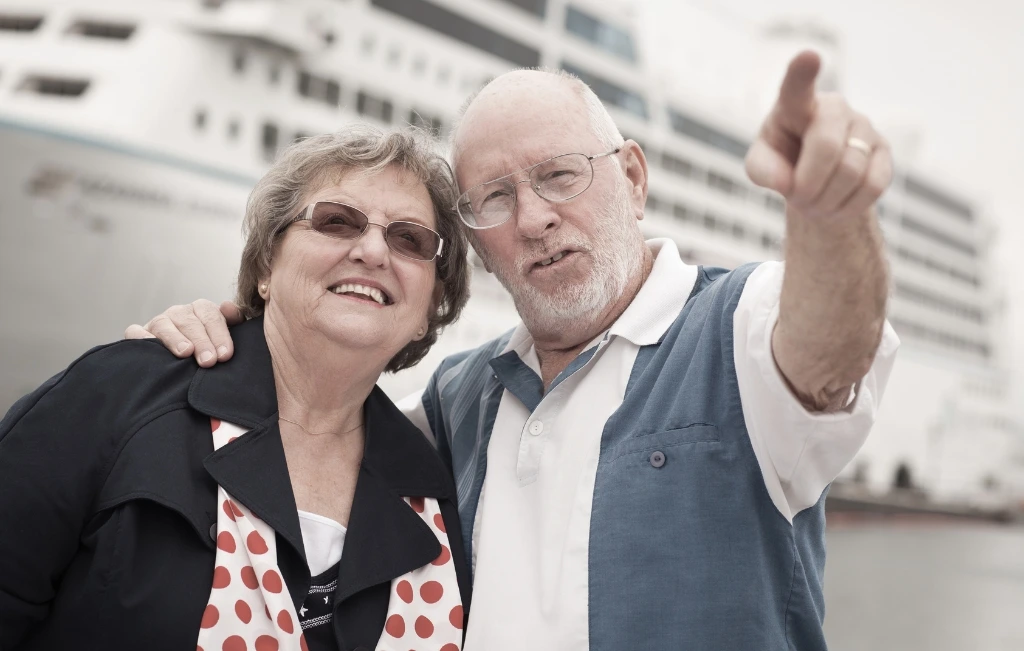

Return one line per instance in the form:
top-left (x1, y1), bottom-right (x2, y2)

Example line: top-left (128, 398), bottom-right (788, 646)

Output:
top-left (609, 238), bottom-right (699, 346)
top-left (497, 238), bottom-right (699, 358)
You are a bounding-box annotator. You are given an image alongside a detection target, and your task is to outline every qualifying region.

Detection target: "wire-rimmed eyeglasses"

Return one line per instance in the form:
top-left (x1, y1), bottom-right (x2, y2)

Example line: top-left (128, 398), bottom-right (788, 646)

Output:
top-left (455, 148), bottom-right (621, 230)
top-left (282, 201), bottom-right (444, 262)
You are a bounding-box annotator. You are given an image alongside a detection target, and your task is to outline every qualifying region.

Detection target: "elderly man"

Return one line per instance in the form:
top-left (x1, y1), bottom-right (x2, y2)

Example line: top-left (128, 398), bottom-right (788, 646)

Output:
top-left (131, 51), bottom-right (898, 649)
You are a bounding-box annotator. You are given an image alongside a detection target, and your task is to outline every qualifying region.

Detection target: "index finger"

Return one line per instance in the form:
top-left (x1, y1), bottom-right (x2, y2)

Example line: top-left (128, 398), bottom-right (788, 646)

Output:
top-left (775, 50), bottom-right (821, 136)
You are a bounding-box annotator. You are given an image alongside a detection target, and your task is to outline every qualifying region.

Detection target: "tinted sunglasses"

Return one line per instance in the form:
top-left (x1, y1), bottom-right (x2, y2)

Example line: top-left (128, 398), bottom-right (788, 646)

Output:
top-left (284, 201), bottom-right (444, 262)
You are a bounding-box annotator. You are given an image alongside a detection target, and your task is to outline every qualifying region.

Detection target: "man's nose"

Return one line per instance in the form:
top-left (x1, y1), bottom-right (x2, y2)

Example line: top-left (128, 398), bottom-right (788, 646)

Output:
top-left (513, 179), bottom-right (561, 239)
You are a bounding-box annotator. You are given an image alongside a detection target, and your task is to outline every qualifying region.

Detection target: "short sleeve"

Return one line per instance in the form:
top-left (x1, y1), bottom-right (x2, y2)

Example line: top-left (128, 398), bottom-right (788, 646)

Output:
top-left (733, 261), bottom-right (900, 520)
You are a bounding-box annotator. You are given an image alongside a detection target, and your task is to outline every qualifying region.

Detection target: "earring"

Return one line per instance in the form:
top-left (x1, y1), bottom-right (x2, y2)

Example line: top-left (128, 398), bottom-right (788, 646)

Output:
top-left (259, 283), bottom-right (268, 296)
top-left (417, 328), bottom-right (425, 337)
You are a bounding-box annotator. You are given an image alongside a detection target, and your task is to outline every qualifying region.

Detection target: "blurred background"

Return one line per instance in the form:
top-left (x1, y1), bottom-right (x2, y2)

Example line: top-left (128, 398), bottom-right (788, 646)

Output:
top-left (0, 0), bottom-right (1021, 647)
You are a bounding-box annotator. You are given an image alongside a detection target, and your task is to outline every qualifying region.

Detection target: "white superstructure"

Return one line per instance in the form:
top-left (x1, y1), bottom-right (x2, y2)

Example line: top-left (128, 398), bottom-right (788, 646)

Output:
top-left (0, 0), bottom-right (1019, 506)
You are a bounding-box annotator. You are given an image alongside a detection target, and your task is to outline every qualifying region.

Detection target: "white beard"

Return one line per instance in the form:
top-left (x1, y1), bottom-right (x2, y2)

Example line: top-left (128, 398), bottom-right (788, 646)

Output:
top-left (477, 181), bottom-right (647, 338)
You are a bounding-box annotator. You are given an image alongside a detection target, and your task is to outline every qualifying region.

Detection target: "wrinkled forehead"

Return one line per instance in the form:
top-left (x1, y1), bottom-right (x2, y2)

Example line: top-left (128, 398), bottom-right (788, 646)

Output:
top-left (453, 82), bottom-right (602, 190)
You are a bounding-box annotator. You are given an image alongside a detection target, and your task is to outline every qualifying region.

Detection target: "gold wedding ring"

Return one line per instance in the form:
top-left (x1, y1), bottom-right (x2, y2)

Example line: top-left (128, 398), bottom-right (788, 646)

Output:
top-left (847, 137), bottom-right (873, 156)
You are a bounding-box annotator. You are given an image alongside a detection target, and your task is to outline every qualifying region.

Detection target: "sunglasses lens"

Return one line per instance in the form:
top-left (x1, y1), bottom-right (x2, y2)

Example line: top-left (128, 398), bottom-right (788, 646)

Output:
top-left (387, 222), bottom-right (440, 261)
top-left (310, 202), bottom-right (367, 238)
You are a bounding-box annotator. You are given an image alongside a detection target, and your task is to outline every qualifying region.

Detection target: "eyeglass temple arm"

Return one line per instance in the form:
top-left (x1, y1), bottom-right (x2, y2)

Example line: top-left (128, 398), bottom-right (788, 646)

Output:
top-left (588, 146), bottom-right (622, 162)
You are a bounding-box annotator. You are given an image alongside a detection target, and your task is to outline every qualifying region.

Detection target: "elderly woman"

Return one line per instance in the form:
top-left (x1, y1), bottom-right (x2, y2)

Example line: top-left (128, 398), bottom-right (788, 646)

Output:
top-left (0, 126), bottom-right (471, 650)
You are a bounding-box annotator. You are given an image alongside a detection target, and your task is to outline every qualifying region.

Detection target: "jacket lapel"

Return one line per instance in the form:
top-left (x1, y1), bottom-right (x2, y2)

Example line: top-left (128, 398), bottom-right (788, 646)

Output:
top-left (335, 385), bottom-right (456, 602)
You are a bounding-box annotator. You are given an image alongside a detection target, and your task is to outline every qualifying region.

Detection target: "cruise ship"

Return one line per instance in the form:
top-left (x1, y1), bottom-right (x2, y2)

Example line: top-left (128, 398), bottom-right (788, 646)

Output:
top-left (0, 0), bottom-right (1020, 507)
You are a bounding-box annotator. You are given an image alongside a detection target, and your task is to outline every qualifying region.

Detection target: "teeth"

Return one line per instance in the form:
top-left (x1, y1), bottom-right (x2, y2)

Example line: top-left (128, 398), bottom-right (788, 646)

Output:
top-left (539, 251), bottom-right (567, 267)
top-left (331, 283), bottom-right (387, 305)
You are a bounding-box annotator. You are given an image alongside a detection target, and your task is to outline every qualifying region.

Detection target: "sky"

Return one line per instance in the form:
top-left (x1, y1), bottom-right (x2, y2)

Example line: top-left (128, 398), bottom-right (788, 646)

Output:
top-left (637, 0), bottom-right (1024, 402)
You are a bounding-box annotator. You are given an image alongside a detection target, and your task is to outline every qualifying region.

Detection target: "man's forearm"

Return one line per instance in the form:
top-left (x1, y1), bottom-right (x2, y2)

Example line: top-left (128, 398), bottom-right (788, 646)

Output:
top-left (773, 206), bottom-right (889, 412)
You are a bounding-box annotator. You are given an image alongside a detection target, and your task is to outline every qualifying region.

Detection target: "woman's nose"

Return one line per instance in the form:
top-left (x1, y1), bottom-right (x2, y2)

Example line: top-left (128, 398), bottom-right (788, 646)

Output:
top-left (347, 222), bottom-right (391, 267)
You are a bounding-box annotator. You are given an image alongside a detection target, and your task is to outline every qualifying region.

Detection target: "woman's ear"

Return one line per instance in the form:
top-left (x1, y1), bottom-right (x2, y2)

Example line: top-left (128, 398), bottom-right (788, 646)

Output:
top-left (413, 281), bottom-right (443, 341)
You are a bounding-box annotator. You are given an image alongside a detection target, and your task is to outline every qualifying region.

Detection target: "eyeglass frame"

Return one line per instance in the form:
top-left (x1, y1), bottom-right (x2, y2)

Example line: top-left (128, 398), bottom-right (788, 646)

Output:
top-left (454, 147), bottom-right (622, 230)
top-left (280, 201), bottom-right (445, 262)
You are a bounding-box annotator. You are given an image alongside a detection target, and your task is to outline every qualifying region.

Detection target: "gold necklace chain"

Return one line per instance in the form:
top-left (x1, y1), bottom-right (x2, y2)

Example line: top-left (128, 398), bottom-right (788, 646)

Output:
top-left (278, 415), bottom-right (363, 437)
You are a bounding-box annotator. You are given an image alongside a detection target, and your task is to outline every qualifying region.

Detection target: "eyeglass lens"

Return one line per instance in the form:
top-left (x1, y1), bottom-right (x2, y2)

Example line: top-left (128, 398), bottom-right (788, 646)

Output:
top-left (309, 202), bottom-right (440, 261)
top-left (459, 153), bottom-right (593, 228)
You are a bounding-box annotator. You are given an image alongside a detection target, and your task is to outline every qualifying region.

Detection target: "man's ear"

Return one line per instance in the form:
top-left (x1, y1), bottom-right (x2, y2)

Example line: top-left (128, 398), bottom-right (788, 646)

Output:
top-left (621, 139), bottom-right (649, 221)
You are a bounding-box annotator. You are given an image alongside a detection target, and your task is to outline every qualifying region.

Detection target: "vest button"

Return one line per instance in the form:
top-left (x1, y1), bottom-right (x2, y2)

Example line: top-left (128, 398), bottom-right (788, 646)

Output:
top-left (209, 523), bottom-right (218, 541)
top-left (649, 450), bottom-right (666, 468)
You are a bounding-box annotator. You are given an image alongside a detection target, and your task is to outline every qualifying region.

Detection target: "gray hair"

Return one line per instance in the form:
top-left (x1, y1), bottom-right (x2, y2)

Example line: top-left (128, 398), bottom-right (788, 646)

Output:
top-left (448, 67), bottom-right (625, 173)
top-left (237, 124), bottom-right (470, 373)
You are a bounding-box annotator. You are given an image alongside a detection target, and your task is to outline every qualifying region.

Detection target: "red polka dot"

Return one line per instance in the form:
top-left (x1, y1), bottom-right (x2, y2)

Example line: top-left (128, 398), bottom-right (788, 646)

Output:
top-left (200, 604), bottom-right (219, 628)
top-left (409, 496), bottom-right (424, 513)
top-left (277, 609), bottom-right (294, 634)
top-left (223, 500), bottom-right (236, 521)
top-left (299, 635), bottom-right (308, 651)
top-left (217, 531), bottom-right (236, 553)
top-left (230, 501), bottom-right (244, 518)
top-left (433, 513), bottom-right (446, 532)
top-left (228, 436), bottom-right (238, 443)
top-left (449, 604), bottom-right (464, 629)
top-left (419, 581), bottom-right (443, 604)
top-left (198, 646), bottom-right (204, 651)
top-left (222, 636), bottom-right (246, 651)
top-left (247, 531), bottom-right (268, 554)
top-left (254, 635), bottom-right (278, 651)
top-left (441, 645), bottom-right (460, 651)
top-left (211, 418), bottom-right (221, 432)
top-left (415, 615), bottom-right (434, 638)
top-left (397, 579), bottom-right (413, 604)
top-left (385, 614), bottom-right (406, 637)
top-left (234, 599), bottom-right (252, 623)
top-left (212, 565), bottom-right (231, 588)
top-left (262, 569), bottom-right (283, 593)
top-left (431, 544), bottom-right (451, 566)
top-left (241, 566), bottom-right (259, 589)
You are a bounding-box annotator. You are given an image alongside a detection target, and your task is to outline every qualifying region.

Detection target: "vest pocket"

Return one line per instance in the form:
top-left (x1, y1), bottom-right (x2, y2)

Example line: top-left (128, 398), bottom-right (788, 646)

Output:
top-left (612, 424), bottom-right (720, 459)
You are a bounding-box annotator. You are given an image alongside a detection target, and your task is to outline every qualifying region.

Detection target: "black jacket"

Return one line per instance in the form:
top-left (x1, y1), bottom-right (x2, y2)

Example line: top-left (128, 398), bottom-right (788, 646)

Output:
top-left (0, 318), bottom-right (470, 650)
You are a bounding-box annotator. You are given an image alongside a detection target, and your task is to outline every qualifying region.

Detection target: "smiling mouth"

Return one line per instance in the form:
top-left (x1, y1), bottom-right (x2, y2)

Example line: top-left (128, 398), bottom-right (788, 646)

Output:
top-left (328, 283), bottom-right (392, 305)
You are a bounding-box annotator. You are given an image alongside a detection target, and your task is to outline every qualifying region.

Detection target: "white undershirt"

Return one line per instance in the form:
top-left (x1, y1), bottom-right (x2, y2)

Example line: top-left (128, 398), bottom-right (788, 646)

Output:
top-left (297, 509), bottom-right (346, 576)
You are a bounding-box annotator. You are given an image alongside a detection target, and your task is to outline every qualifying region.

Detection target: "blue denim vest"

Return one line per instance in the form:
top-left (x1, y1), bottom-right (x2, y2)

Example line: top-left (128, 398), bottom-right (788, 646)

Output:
top-left (422, 263), bottom-right (828, 650)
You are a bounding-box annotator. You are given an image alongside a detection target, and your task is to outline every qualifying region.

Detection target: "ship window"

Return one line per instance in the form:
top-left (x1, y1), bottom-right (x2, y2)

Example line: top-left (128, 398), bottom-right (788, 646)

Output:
top-left (494, 0), bottom-right (547, 17)
top-left (904, 174), bottom-right (973, 222)
top-left (298, 70), bottom-right (341, 107)
top-left (19, 75), bottom-right (89, 97)
top-left (412, 56), bottom-right (427, 75)
top-left (357, 90), bottom-right (393, 123)
top-left (408, 110), bottom-right (442, 137)
top-left (667, 108), bottom-right (749, 159)
top-left (387, 46), bottom-right (401, 66)
top-left (269, 64), bottom-right (281, 85)
top-left (262, 122), bottom-right (279, 162)
top-left (662, 152), bottom-right (694, 179)
top-left (672, 203), bottom-right (691, 222)
top-left (227, 118), bottom-right (241, 140)
top-left (900, 212), bottom-right (976, 257)
top-left (67, 19), bottom-right (136, 40)
top-left (564, 6), bottom-right (636, 63)
top-left (194, 108), bottom-right (208, 131)
top-left (561, 61), bottom-right (648, 119)
top-left (708, 171), bottom-right (746, 199)
top-left (370, 0), bottom-right (540, 68)
top-left (233, 50), bottom-right (246, 74)
top-left (0, 14), bottom-right (44, 32)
